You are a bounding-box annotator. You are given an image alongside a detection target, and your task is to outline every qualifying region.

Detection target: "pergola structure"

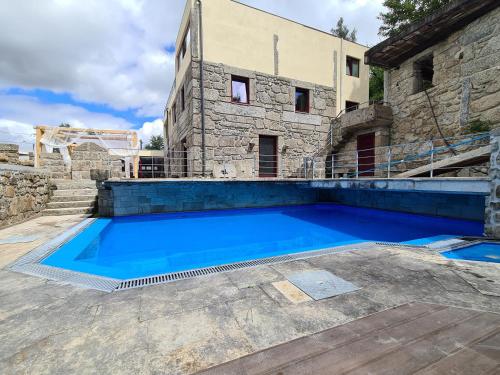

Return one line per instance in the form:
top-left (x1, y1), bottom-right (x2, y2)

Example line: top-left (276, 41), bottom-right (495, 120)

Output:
top-left (34, 125), bottom-right (140, 178)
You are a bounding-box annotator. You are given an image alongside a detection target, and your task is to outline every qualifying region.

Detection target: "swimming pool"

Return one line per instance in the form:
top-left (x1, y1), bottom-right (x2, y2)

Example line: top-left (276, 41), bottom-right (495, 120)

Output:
top-left (42, 204), bottom-right (483, 279)
top-left (441, 243), bottom-right (500, 263)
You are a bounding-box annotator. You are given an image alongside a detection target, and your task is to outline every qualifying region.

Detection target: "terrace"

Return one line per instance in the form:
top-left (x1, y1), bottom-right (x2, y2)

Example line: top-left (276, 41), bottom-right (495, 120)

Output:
top-left (0, 215), bottom-right (499, 374)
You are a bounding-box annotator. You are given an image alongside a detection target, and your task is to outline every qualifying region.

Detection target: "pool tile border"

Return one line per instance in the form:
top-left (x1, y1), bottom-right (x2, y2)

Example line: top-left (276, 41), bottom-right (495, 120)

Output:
top-left (9, 217), bottom-right (463, 292)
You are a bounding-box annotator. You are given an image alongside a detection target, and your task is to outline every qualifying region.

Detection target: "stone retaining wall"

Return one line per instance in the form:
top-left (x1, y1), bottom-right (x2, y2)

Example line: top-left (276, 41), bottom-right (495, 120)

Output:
top-left (485, 129), bottom-right (500, 237)
top-left (386, 7), bottom-right (500, 145)
top-left (0, 164), bottom-right (50, 227)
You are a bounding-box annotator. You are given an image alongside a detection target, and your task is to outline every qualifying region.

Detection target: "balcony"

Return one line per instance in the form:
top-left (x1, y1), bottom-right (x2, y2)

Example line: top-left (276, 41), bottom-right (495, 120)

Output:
top-left (329, 103), bottom-right (393, 150)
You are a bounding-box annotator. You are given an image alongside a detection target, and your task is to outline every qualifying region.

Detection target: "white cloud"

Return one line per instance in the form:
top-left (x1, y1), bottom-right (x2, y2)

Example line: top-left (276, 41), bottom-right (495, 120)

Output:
top-left (0, 0), bottom-right (385, 137)
top-left (137, 118), bottom-right (164, 145)
top-left (0, 93), bottom-right (163, 152)
top-left (0, 0), bottom-right (185, 117)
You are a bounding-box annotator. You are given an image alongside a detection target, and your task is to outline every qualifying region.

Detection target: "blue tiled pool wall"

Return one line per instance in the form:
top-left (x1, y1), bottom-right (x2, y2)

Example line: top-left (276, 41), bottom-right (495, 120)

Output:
top-left (318, 188), bottom-right (486, 221)
top-left (99, 181), bottom-right (319, 217)
top-left (99, 181), bottom-right (486, 222)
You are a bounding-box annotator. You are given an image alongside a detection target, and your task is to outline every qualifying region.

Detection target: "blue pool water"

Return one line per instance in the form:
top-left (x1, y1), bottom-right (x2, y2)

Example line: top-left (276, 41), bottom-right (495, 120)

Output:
top-left (42, 204), bottom-right (483, 279)
top-left (442, 243), bottom-right (500, 263)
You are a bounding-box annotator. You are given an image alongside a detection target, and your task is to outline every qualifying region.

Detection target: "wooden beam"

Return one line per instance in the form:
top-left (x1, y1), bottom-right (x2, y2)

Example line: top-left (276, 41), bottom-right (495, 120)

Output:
top-left (131, 132), bottom-right (139, 179)
top-left (34, 127), bottom-right (43, 168)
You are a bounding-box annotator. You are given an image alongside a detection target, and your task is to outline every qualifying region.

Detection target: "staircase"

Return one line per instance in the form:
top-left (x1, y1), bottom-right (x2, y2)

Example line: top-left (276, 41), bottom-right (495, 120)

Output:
top-left (43, 179), bottom-right (98, 216)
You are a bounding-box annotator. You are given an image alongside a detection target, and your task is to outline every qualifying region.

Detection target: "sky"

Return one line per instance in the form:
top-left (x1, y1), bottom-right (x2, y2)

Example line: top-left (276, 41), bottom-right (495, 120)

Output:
top-left (0, 0), bottom-right (385, 151)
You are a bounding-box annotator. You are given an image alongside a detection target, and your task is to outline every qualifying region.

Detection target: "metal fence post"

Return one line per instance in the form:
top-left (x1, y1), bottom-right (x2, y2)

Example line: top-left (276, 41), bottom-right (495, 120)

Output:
top-left (355, 151), bottom-right (359, 179)
top-left (429, 140), bottom-right (434, 178)
top-left (387, 147), bottom-right (391, 178)
top-left (331, 153), bottom-right (335, 179)
top-left (253, 153), bottom-right (256, 178)
top-left (312, 157), bottom-right (315, 180)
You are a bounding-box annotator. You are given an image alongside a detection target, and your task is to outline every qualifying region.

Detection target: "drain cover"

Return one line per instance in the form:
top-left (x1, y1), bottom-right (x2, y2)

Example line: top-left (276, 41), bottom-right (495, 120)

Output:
top-left (286, 270), bottom-right (360, 300)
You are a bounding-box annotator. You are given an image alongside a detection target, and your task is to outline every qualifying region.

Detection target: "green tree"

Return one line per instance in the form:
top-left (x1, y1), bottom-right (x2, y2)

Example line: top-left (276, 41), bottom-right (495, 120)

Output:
top-left (331, 17), bottom-right (357, 42)
top-left (59, 123), bottom-right (71, 128)
top-left (369, 66), bottom-right (384, 102)
top-left (144, 135), bottom-right (164, 150)
top-left (379, 0), bottom-right (452, 37)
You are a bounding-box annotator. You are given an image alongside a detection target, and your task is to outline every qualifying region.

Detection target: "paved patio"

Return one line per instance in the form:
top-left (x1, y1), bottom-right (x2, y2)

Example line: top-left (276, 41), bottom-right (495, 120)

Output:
top-left (1, 215), bottom-right (499, 374)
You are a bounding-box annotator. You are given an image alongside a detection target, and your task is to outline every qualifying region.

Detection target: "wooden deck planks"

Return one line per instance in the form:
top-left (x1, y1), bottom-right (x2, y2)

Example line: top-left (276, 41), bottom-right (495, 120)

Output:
top-left (196, 303), bottom-right (500, 375)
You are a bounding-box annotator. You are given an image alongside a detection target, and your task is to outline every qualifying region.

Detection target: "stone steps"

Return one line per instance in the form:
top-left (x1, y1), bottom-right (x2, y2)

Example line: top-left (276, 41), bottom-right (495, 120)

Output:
top-left (50, 179), bottom-right (98, 190)
top-left (50, 193), bottom-right (98, 202)
top-left (43, 207), bottom-right (95, 216)
top-left (52, 188), bottom-right (98, 197)
top-left (46, 200), bottom-right (96, 209)
top-left (43, 179), bottom-right (99, 217)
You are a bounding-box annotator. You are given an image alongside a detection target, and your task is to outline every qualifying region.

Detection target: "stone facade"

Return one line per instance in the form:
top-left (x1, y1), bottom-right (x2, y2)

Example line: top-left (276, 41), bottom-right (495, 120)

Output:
top-left (485, 129), bottom-right (500, 237)
top-left (386, 7), bottom-right (500, 145)
top-left (0, 164), bottom-right (50, 228)
top-left (332, 6), bottom-right (499, 178)
top-left (167, 61), bottom-right (336, 178)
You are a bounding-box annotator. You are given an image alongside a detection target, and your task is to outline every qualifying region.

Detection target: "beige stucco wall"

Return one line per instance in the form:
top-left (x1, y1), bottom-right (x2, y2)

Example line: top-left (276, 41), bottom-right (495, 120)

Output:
top-left (167, 0), bottom-right (369, 119)
top-left (201, 0), bottom-right (368, 114)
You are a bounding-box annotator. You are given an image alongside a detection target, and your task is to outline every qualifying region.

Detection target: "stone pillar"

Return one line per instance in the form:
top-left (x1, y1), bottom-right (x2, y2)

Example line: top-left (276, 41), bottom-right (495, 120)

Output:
top-left (485, 128), bottom-right (500, 238)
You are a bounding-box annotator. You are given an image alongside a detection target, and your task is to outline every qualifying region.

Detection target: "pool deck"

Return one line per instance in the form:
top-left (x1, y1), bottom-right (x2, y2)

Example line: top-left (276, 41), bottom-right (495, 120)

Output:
top-left (1, 215), bottom-right (500, 374)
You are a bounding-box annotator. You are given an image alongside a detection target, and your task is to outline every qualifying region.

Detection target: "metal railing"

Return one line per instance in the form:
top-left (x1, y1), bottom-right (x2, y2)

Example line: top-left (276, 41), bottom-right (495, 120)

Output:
top-left (0, 129), bottom-right (492, 180)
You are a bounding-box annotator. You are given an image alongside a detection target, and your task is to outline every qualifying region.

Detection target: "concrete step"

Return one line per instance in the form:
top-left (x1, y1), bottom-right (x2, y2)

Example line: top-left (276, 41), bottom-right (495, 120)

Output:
top-left (46, 200), bottom-right (96, 209)
top-left (50, 194), bottom-right (97, 202)
top-left (50, 179), bottom-right (98, 190)
top-left (43, 207), bottom-right (95, 216)
top-left (52, 188), bottom-right (98, 197)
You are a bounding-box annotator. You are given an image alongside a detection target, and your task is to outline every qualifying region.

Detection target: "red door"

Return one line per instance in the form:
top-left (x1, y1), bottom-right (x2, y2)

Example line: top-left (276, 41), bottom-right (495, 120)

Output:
top-left (357, 133), bottom-right (375, 177)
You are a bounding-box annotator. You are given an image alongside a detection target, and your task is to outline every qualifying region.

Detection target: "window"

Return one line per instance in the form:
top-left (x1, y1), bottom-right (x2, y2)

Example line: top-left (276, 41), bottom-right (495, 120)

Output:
top-left (172, 103), bottom-right (177, 124)
top-left (176, 24), bottom-right (190, 71)
top-left (181, 87), bottom-right (185, 112)
top-left (414, 54), bottom-right (434, 94)
top-left (231, 75), bottom-right (249, 104)
top-left (346, 56), bottom-right (360, 77)
top-left (345, 101), bottom-right (359, 112)
top-left (295, 88), bottom-right (309, 113)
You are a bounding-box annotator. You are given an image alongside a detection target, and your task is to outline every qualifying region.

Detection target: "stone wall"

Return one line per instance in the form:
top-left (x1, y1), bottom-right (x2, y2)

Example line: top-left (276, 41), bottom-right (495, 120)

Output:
top-left (98, 180), bottom-right (319, 216)
top-left (0, 144), bottom-right (20, 164)
top-left (485, 129), bottom-right (500, 237)
top-left (70, 142), bottom-right (123, 180)
top-left (0, 164), bottom-right (50, 228)
top-left (39, 142), bottom-right (125, 180)
top-left (386, 7), bottom-right (500, 145)
top-left (167, 61), bottom-right (336, 178)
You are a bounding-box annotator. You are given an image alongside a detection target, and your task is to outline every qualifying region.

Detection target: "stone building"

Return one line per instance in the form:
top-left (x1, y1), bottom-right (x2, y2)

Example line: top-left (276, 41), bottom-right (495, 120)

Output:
top-left (331, 0), bottom-right (499, 177)
top-left (163, 0), bottom-right (369, 178)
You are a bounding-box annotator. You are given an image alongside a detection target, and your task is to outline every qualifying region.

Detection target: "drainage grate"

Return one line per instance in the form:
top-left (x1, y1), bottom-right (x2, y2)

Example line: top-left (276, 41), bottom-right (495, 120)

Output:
top-left (115, 254), bottom-right (295, 290)
top-left (375, 241), bottom-right (426, 249)
top-left (115, 243), bottom-right (376, 291)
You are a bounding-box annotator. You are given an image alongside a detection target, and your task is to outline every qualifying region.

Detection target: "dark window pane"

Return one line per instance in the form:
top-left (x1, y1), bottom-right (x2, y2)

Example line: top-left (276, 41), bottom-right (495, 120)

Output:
top-left (346, 56), bottom-right (360, 77)
top-left (295, 88), bottom-right (309, 113)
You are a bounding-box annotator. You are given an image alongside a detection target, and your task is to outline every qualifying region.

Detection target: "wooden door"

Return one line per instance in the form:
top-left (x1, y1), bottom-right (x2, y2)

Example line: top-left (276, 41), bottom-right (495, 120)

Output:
top-left (357, 133), bottom-right (375, 177)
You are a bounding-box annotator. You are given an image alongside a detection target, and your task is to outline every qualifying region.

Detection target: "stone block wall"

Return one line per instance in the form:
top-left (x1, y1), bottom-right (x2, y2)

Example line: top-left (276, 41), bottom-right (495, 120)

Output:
top-left (167, 61), bottom-right (336, 178)
top-left (98, 180), bottom-right (319, 216)
top-left (39, 142), bottom-right (125, 180)
top-left (485, 129), bottom-right (500, 237)
top-left (70, 142), bottom-right (123, 180)
top-left (0, 164), bottom-right (50, 228)
top-left (386, 6), bottom-right (500, 145)
top-left (0, 144), bottom-right (20, 164)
